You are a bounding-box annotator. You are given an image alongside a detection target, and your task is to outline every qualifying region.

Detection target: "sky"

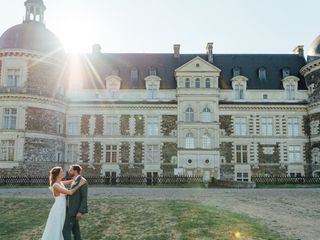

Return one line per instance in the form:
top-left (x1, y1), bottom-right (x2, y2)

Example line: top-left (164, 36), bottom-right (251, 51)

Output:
top-left (0, 0), bottom-right (319, 54)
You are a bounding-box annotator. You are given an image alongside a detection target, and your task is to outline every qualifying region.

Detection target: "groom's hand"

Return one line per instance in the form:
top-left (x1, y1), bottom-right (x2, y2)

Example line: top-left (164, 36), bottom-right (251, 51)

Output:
top-left (76, 212), bottom-right (82, 221)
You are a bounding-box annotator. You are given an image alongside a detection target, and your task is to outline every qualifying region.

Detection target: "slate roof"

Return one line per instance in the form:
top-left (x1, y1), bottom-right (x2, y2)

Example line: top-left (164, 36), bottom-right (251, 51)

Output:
top-left (75, 53), bottom-right (307, 90)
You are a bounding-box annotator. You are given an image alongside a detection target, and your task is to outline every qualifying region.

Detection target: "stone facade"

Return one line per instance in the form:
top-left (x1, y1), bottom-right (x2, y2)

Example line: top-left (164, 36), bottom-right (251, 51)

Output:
top-left (93, 142), bottom-right (102, 163)
top-left (134, 115), bottom-right (144, 136)
top-left (134, 142), bottom-right (143, 163)
top-left (120, 115), bottom-right (130, 136)
top-left (120, 142), bottom-right (130, 163)
top-left (80, 115), bottom-right (90, 135)
top-left (80, 142), bottom-right (90, 162)
top-left (161, 115), bottom-right (177, 136)
top-left (94, 115), bottom-right (104, 135)
top-left (162, 142), bottom-right (177, 163)
top-left (26, 107), bottom-right (65, 135)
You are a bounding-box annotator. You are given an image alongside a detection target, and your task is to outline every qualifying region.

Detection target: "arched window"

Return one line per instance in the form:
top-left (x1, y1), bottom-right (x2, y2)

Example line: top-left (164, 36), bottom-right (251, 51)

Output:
top-left (111, 67), bottom-right (120, 76)
top-left (202, 133), bottom-right (211, 149)
top-left (131, 67), bottom-right (139, 82)
top-left (282, 68), bottom-right (290, 78)
top-left (258, 67), bottom-right (267, 81)
top-left (186, 133), bottom-right (195, 149)
top-left (233, 67), bottom-right (241, 77)
top-left (201, 107), bottom-right (211, 122)
top-left (149, 67), bottom-right (157, 76)
top-left (205, 78), bottom-right (211, 88)
top-left (185, 78), bottom-right (190, 88)
top-left (195, 78), bottom-right (201, 88)
top-left (185, 107), bottom-right (194, 122)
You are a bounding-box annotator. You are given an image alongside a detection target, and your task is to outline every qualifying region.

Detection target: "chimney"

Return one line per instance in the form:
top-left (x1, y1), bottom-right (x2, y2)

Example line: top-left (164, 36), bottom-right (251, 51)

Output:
top-left (92, 44), bottom-right (101, 55)
top-left (206, 42), bottom-right (213, 63)
top-left (174, 44), bottom-right (180, 58)
top-left (293, 45), bottom-right (304, 57)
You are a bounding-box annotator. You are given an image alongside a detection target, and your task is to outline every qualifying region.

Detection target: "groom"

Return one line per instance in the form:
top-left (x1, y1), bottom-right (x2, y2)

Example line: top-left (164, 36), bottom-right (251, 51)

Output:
top-left (63, 165), bottom-right (88, 240)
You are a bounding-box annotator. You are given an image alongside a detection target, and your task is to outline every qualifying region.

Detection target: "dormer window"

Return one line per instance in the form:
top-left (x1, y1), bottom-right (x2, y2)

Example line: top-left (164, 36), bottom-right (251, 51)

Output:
top-left (105, 75), bottom-right (122, 93)
top-left (149, 67), bottom-right (157, 76)
top-left (258, 67), bottom-right (267, 81)
top-left (282, 76), bottom-right (299, 100)
top-left (282, 68), bottom-right (290, 78)
top-left (185, 78), bottom-right (190, 88)
top-left (285, 84), bottom-right (295, 100)
top-left (234, 83), bottom-right (244, 99)
top-left (195, 78), bottom-right (200, 88)
top-left (6, 69), bottom-right (20, 87)
top-left (144, 75), bottom-right (161, 100)
top-left (233, 67), bottom-right (241, 77)
top-left (111, 67), bottom-right (120, 76)
top-left (131, 67), bottom-right (139, 82)
top-left (231, 76), bottom-right (248, 100)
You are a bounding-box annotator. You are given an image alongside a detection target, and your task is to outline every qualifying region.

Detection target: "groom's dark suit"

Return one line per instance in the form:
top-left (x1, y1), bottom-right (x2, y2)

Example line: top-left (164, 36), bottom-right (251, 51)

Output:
top-left (63, 175), bottom-right (88, 240)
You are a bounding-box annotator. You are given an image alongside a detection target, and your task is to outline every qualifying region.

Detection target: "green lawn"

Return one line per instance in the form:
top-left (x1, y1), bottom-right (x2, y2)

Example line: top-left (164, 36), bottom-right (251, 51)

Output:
top-left (0, 198), bottom-right (287, 240)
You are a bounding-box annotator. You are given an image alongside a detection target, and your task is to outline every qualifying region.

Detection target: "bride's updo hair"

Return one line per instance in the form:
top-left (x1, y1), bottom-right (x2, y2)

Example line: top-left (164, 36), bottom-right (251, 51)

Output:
top-left (49, 166), bottom-right (62, 187)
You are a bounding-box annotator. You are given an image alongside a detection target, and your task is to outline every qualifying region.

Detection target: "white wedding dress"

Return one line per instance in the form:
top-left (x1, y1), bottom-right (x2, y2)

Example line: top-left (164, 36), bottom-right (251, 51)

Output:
top-left (41, 182), bottom-right (66, 240)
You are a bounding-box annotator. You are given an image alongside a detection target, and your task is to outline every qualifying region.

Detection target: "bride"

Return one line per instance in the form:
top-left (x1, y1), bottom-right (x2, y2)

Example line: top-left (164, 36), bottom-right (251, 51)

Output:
top-left (41, 166), bottom-right (86, 240)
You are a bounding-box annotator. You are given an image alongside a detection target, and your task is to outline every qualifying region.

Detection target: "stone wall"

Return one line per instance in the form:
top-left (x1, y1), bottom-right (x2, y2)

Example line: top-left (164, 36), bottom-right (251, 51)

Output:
top-left (134, 115), bottom-right (144, 136)
top-left (251, 165), bottom-right (287, 177)
top-left (0, 161), bottom-right (59, 177)
top-left (94, 115), bottom-right (104, 135)
top-left (220, 142), bottom-right (232, 163)
top-left (93, 142), bottom-right (102, 163)
top-left (26, 107), bottom-right (65, 135)
top-left (161, 115), bottom-right (177, 136)
top-left (120, 115), bottom-right (130, 136)
top-left (119, 163), bottom-right (143, 176)
top-left (220, 165), bottom-right (234, 180)
top-left (162, 142), bottom-right (177, 163)
top-left (24, 137), bottom-right (64, 162)
top-left (80, 142), bottom-right (90, 162)
top-left (80, 115), bottom-right (90, 135)
top-left (134, 142), bottom-right (143, 163)
top-left (120, 142), bottom-right (130, 163)
top-left (257, 143), bottom-right (280, 163)
top-left (26, 60), bottom-right (65, 99)
top-left (220, 115), bottom-right (232, 136)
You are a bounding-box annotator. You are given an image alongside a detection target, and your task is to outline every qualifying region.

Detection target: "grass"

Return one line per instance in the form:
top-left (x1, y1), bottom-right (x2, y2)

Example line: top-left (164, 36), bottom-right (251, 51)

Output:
top-left (256, 184), bottom-right (320, 188)
top-left (0, 198), bottom-right (287, 240)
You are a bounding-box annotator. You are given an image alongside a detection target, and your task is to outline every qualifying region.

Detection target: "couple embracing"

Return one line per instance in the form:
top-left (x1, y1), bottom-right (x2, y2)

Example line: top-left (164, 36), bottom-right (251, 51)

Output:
top-left (41, 165), bottom-right (88, 240)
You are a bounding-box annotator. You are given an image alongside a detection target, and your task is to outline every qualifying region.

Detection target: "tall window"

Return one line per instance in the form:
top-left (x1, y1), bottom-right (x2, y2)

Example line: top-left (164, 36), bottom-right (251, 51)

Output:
top-left (288, 145), bottom-right (301, 163)
top-left (261, 117), bottom-right (273, 136)
top-left (2, 108), bottom-right (17, 129)
top-left (202, 134), bottom-right (211, 149)
top-left (149, 67), bottom-right (157, 76)
top-left (285, 84), bottom-right (295, 100)
top-left (205, 78), bottom-right (211, 88)
top-left (258, 67), bottom-right (267, 81)
top-left (185, 107), bottom-right (194, 122)
top-left (131, 67), bottom-right (139, 82)
top-left (6, 69), bottom-right (20, 87)
top-left (185, 78), bottom-right (190, 88)
top-left (195, 78), bottom-right (200, 88)
top-left (236, 172), bottom-right (249, 181)
top-left (234, 84), bottom-right (244, 99)
top-left (106, 116), bottom-right (118, 135)
top-left (236, 145), bottom-right (248, 163)
top-left (147, 83), bottom-right (158, 99)
top-left (67, 144), bottom-right (79, 162)
top-left (0, 140), bottom-right (15, 161)
top-left (146, 117), bottom-right (159, 136)
top-left (185, 133), bottom-right (195, 149)
top-left (288, 118), bottom-right (299, 136)
top-left (201, 107), bottom-right (211, 122)
top-left (234, 117), bottom-right (247, 136)
top-left (67, 117), bottom-right (80, 135)
top-left (145, 145), bottom-right (160, 163)
top-left (106, 145), bottom-right (117, 163)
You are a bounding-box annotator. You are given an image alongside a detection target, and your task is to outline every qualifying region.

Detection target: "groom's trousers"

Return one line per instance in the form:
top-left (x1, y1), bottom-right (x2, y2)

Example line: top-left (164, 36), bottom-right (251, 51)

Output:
top-left (63, 215), bottom-right (81, 240)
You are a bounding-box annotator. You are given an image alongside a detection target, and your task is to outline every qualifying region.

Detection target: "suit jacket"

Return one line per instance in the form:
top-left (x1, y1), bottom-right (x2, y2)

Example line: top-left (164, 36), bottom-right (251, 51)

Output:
top-left (66, 176), bottom-right (88, 217)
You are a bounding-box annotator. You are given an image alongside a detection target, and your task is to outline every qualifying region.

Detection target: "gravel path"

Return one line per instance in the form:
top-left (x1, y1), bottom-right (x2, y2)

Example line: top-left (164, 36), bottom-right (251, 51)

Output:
top-left (1, 187), bottom-right (319, 240)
